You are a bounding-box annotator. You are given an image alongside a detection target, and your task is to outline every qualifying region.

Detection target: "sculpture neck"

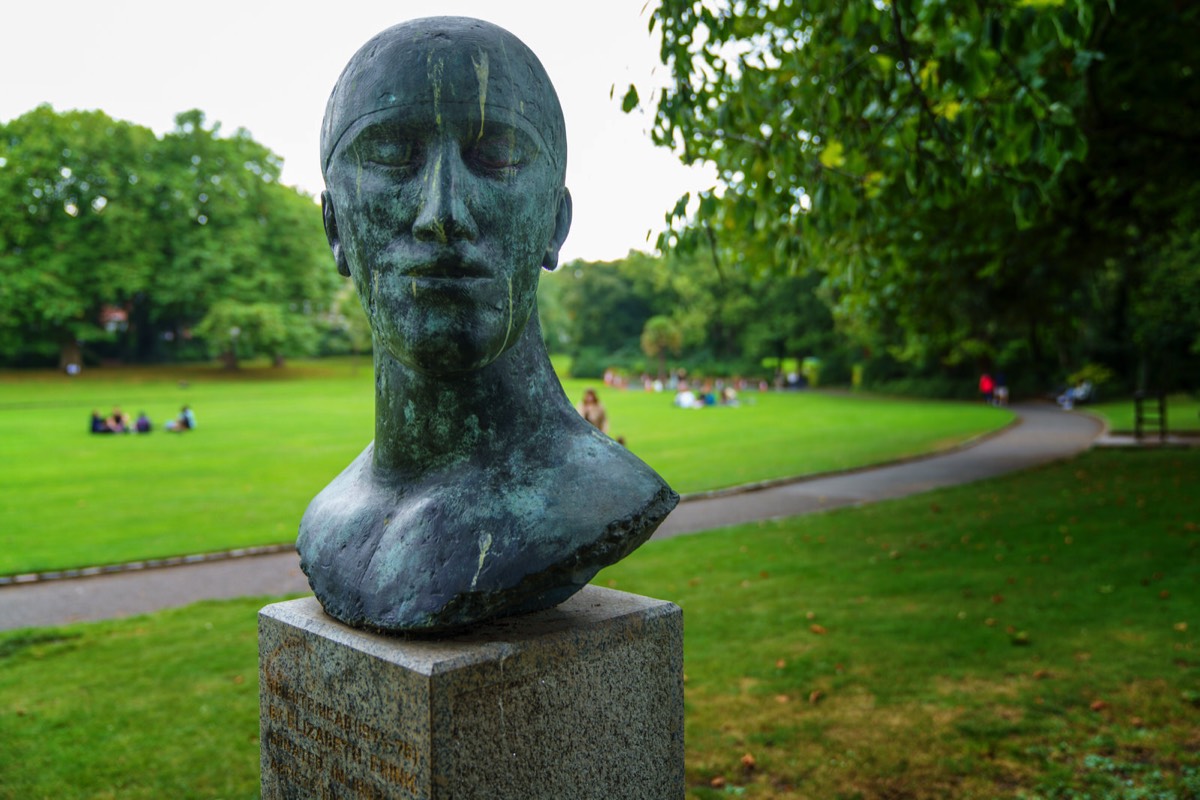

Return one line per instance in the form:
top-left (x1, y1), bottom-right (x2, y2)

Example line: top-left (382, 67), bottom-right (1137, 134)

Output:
top-left (371, 314), bottom-right (565, 475)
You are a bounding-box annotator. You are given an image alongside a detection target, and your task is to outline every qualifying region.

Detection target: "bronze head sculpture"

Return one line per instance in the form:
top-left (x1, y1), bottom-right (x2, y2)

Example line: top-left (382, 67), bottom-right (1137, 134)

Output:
top-left (299, 17), bottom-right (678, 633)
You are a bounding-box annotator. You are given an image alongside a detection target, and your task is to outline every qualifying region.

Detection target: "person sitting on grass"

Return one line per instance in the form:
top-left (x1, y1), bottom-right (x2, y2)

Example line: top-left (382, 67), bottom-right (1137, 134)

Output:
top-left (90, 410), bottom-right (109, 434)
top-left (164, 405), bottom-right (195, 432)
top-left (673, 382), bottom-right (700, 408)
top-left (106, 407), bottom-right (130, 433)
top-left (576, 388), bottom-right (610, 435)
top-left (135, 412), bottom-right (152, 433)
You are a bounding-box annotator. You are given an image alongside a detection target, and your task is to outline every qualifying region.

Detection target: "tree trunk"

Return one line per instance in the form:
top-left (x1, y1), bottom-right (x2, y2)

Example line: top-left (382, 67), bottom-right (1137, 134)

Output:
top-left (59, 340), bottom-right (82, 372)
top-left (220, 349), bottom-right (239, 370)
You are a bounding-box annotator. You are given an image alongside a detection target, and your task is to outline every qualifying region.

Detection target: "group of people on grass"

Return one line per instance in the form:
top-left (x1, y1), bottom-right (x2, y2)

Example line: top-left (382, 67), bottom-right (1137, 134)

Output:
top-left (672, 380), bottom-right (740, 409)
top-left (90, 405), bottom-right (195, 434)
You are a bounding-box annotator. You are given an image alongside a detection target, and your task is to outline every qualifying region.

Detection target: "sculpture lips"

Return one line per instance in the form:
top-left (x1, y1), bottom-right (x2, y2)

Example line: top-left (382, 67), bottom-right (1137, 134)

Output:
top-left (399, 249), bottom-right (490, 281)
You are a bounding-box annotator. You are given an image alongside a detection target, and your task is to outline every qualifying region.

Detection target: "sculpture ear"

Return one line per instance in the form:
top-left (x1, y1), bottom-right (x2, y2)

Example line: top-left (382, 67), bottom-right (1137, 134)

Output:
top-left (322, 191), bottom-right (351, 277)
top-left (541, 188), bottom-right (573, 271)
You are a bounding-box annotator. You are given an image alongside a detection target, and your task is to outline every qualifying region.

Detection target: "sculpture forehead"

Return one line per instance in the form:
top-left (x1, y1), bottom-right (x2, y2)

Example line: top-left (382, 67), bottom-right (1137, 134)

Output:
top-left (321, 17), bottom-right (566, 172)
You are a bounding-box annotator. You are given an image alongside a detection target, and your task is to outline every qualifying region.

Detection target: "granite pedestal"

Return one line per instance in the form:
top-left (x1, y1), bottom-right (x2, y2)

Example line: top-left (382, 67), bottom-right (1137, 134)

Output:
top-left (259, 586), bottom-right (683, 799)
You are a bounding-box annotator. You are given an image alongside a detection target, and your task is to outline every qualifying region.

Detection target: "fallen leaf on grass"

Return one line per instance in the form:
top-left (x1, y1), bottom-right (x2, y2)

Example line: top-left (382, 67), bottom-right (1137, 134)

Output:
top-left (1174, 622), bottom-right (1188, 632)
top-left (741, 753), bottom-right (756, 769)
top-left (775, 659), bottom-right (786, 670)
top-left (809, 690), bottom-right (824, 705)
top-left (1033, 669), bottom-right (1051, 680)
top-left (1160, 590), bottom-right (1171, 600)
top-left (1090, 700), bottom-right (1109, 712)
top-left (1129, 716), bottom-right (1145, 727)
top-left (774, 694), bottom-right (790, 704)
top-left (710, 776), bottom-right (727, 789)
top-left (810, 624), bottom-right (828, 635)
top-left (991, 594), bottom-right (1005, 604)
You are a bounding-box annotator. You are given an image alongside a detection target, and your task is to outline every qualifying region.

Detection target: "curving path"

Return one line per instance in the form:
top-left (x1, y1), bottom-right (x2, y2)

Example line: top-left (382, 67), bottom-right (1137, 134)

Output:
top-left (0, 404), bottom-right (1100, 631)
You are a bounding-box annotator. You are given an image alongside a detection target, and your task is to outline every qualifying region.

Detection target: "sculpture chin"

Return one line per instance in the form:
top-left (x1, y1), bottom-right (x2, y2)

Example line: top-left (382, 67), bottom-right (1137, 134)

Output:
top-left (374, 300), bottom-right (534, 376)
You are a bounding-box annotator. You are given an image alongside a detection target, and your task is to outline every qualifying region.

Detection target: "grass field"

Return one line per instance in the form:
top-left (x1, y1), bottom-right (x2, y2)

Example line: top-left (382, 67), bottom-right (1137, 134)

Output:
top-left (1087, 393), bottom-right (1200, 435)
top-left (1, 448), bottom-right (1195, 799)
top-left (0, 361), bottom-right (1009, 575)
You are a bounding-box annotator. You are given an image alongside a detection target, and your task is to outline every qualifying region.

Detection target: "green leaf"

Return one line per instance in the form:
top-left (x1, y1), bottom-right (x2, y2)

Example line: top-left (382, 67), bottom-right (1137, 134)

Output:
top-left (819, 141), bottom-right (846, 169)
top-left (622, 85), bottom-right (640, 114)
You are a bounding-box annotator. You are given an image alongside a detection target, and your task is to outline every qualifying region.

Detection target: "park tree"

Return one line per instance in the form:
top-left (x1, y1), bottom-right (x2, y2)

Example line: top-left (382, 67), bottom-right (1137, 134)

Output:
top-left (549, 252), bottom-right (669, 375)
top-left (147, 111), bottom-right (335, 367)
top-left (635, 0), bottom-right (1200, 389)
top-left (0, 106), bottom-right (161, 366)
top-left (640, 314), bottom-right (684, 380)
top-left (545, 246), bottom-right (855, 380)
top-left (0, 106), bottom-right (337, 368)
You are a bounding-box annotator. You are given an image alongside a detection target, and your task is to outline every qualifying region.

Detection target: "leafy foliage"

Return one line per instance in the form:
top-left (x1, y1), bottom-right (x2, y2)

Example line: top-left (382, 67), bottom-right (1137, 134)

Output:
top-left (638, 0), bottom-right (1200, 388)
top-left (641, 314), bottom-right (685, 379)
top-left (0, 106), bottom-right (337, 367)
top-left (545, 248), bottom-right (857, 382)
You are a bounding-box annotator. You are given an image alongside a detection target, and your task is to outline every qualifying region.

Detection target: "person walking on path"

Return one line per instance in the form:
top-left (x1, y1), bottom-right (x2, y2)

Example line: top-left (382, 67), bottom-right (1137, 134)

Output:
top-left (979, 373), bottom-right (995, 404)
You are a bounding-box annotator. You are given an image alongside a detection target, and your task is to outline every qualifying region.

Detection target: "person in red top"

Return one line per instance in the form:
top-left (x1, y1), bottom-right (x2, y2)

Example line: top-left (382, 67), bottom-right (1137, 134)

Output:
top-left (979, 373), bottom-right (995, 404)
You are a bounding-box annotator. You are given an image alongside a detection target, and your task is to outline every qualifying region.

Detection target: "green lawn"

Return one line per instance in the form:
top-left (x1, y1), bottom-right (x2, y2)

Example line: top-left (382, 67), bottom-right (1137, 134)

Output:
top-left (1, 449), bottom-right (1195, 799)
top-left (0, 362), bottom-right (1010, 575)
top-left (1087, 393), bottom-right (1200, 434)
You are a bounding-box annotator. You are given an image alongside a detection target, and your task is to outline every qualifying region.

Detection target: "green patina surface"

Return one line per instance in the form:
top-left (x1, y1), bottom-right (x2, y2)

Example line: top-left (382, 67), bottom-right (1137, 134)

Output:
top-left (301, 18), bottom-right (677, 634)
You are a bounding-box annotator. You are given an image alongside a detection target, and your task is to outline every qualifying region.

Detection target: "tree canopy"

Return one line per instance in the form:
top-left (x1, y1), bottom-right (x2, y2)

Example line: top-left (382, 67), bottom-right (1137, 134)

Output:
top-left (542, 247), bottom-right (854, 384)
top-left (0, 106), bottom-right (336, 368)
top-left (636, 0), bottom-right (1200, 389)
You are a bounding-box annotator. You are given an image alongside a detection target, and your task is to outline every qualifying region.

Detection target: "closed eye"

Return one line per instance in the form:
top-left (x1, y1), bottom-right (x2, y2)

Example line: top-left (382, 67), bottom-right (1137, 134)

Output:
top-left (357, 137), bottom-right (419, 170)
top-left (464, 131), bottom-right (528, 174)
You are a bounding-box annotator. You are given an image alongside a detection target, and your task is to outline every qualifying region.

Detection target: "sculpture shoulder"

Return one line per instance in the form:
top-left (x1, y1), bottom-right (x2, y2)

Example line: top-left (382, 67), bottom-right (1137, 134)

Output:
top-left (295, 429), bottom-right (678, 633)
top-left (546, 426), bottom-right (677, 535)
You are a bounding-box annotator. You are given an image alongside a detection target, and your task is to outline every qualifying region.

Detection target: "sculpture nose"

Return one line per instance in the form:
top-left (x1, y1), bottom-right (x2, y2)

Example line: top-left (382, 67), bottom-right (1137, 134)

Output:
top-left (412, 144), bottom-right (479, 244)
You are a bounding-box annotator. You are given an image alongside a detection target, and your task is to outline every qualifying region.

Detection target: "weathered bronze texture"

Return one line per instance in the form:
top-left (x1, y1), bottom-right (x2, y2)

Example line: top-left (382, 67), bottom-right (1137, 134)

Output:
top-left (299, 17), bottom-right (678, 634)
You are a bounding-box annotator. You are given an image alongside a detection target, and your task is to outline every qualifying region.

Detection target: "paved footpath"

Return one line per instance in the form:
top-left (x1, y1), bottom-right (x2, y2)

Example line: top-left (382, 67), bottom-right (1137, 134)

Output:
top-left (0, 404), bottom-right (1100, 631)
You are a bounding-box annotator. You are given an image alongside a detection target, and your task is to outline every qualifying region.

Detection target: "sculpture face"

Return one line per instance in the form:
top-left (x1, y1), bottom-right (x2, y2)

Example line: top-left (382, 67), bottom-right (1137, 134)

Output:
top-left (322, 18), bottom-right (571, 375)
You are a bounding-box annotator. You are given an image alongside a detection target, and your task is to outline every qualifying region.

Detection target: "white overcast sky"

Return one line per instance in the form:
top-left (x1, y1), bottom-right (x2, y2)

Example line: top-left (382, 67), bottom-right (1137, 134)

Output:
top-left (0, 0), bottom-right (716, 263)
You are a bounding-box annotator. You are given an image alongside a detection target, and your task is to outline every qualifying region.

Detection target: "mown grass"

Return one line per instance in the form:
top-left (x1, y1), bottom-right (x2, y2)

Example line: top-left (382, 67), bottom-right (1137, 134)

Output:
top-left (600, 448), bottom-right (1200, 797)
top-left (0, 362), bottom-right (1009, 575)
top-left (1087, 393), bottom-right (1200, 435)
top-left (1, 449), bottom-right (1195, 799)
